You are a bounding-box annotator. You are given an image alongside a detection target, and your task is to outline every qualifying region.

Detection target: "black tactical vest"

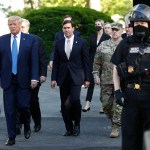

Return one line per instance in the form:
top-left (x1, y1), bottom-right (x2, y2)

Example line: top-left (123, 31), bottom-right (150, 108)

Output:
top-left (125, 39), bottom-right (150, 84)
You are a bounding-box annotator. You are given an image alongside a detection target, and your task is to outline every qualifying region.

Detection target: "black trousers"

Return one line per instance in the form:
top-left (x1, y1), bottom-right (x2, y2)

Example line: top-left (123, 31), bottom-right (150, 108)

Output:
top-left (59, 71), bottom-right (82, 131)
top-left (30, 83), bottom-right (41, 126)
top-left (16, 83), bottom-right (41, 129)
top-left (122, 88), bottom-right (150, 150)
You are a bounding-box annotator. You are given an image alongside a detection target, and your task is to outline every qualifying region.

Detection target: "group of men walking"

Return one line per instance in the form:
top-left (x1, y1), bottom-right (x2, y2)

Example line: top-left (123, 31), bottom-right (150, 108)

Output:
top-left (0, 3), bottom-right (150, 150)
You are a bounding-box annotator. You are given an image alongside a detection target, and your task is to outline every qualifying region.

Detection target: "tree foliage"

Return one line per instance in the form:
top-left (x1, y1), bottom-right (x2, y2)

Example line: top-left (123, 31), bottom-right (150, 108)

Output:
top-left (0, 0), bottom-right (132, 17)
top-left (22, 0), bottom-right (132, 17)
top-left (101, 0), bottom-right (132, 16)
top-left (40, 0), bottom-right (86, 7)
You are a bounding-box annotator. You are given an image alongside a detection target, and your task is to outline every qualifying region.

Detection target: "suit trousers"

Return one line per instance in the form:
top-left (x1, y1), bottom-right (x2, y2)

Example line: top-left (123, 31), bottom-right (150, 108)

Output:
top-left (16, 83), bottom-right (41, 129)
top-left (30, 83), bottom-right (41, 126)
top-left (3, 74), bottom-right (31, 138)
top-left (59, 70), bottom-right (82, 131)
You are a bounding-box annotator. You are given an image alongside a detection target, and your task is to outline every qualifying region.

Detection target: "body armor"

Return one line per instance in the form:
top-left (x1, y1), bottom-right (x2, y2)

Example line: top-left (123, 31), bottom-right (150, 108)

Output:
top-left (117, 38), bottom-right (150, 85)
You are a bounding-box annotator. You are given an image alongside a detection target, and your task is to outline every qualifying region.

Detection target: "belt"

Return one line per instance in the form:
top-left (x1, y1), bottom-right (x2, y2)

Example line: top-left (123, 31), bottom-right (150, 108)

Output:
top-left (127, 83), bottom-right (150, 90)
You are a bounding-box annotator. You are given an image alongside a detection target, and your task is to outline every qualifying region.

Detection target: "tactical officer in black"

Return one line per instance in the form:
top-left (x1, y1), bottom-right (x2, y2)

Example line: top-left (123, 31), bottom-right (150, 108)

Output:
top-left (111, 4), bottom-right (150, 150)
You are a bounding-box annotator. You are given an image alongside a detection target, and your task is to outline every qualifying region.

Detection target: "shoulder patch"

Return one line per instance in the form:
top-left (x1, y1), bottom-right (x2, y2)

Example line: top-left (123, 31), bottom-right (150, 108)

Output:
top-left (129, 47), bottom-right (139, 53)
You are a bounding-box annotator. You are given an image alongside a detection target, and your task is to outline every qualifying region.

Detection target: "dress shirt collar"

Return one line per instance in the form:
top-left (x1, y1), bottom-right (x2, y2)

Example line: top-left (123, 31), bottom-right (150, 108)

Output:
top-left (64, 34), bottom-right (74, 43)
top-left (11, 31), bottom-right (21, 39)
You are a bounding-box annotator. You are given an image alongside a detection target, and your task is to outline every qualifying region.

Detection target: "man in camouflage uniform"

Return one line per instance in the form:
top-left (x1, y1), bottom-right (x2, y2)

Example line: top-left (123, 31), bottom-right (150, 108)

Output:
top-left (93, 23), bottom-right (123, 138)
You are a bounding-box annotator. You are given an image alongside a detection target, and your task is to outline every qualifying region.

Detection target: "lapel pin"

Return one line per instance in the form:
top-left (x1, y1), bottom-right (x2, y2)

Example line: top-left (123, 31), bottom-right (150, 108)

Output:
top-left (76, 41), bottom-right (77, 43)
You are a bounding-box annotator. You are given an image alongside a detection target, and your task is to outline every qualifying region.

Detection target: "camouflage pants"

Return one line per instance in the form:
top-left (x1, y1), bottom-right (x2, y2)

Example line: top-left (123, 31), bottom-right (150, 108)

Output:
top-left (100, 84), bottom-right (122, 126)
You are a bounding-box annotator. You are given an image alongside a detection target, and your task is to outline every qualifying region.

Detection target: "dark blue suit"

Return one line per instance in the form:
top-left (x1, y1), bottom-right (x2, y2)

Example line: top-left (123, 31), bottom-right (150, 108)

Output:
top-left (0, 32), bottom-right (39, 139)
top-left (51, 36), bottom-right (89, 86)
top-left (51, 35), bottom-right (90, 132)
top-left (50, 30), bottom-right (80, 61)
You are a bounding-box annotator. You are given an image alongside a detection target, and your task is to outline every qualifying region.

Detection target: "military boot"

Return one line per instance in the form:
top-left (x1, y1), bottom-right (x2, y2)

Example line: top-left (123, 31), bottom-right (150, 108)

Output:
top-left (110, 125), bottom-right (120, 138)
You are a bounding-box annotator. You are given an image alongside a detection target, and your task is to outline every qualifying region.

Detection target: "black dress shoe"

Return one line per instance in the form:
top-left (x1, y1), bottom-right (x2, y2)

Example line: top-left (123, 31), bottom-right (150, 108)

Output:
top-left (99, 111), bottom-right (104, 114)
top-left (34, 125), bottom-right (41, 132)
top-left (24, 130), bottom-right (31, 139)
top-left (73, 125), bottom-right (80, 136)
top-left (82, 107), bottom-right (90, 112)
top-left (5, 138), bottom-right (15, 146)
top-left (63, 130), bottom-right (73, 136)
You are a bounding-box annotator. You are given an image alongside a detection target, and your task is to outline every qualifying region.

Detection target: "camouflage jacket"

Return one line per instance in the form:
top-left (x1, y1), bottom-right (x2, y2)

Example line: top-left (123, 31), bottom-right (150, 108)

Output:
top-left (93, 39), bottom-right (122, 84)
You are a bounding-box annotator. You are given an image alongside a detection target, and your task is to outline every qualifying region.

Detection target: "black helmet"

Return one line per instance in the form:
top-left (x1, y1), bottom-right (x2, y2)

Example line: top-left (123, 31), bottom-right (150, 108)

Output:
top-left (129, 4), bottom-right (150, 22)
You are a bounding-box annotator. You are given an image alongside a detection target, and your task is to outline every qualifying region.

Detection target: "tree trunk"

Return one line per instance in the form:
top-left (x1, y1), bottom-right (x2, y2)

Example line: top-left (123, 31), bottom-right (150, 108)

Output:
top-left (28, 0), bottom-right (34, 9)
top-left (85, 0), bottom-right (101, 11)
top-left (85, 0), bottom-right (90, 7)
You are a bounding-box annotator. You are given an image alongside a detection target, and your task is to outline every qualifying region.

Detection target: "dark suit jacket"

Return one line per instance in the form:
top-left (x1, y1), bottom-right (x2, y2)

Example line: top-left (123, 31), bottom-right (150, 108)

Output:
top-left (31, 34), bottom-right (48, 77)
top-left (89, 33), bottom-right (110, 66)
top-left (50, 30), bottom-right (80, 61)
top-left (0, 32), bottom-right (39, 89)
top-left (121, 33), bottom-right (128, 39)
top-left (51, 36), bottom-right (90, 86)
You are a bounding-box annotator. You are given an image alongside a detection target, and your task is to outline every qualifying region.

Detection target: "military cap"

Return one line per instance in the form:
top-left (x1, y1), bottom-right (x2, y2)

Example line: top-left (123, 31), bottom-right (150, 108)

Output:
top-left (111, 23), bottom-right (123, 30)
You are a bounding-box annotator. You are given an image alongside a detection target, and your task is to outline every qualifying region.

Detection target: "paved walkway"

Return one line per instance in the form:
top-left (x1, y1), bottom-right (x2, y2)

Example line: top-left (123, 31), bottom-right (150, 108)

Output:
top-left (0, 69), bottom-right (121, 150)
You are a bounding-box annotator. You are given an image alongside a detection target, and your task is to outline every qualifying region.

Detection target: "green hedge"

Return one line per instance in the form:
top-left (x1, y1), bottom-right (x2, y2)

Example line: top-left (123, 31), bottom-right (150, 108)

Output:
top-left (21, 6), bottom-right (113, 59)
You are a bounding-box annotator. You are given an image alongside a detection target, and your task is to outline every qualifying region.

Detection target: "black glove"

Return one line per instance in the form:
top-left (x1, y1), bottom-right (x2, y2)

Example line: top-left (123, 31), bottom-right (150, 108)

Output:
top-left (114, 89), bottom-right (124, 106)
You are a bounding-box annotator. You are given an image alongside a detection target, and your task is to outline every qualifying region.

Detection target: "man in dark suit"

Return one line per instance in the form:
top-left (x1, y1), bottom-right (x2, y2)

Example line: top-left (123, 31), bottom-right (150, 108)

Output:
top-left (0, 16), bottom-right (39, 146)
top-left (121, 23), bottom-right (133, 39)
top-left (15, 18), bottom-right (47, 134)
top-left (49, 15), bottom-right (80, 68)
top-left (121, 13), bottom-right (133, 39)
top-left (51, 20), bottom-right (90, 136)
